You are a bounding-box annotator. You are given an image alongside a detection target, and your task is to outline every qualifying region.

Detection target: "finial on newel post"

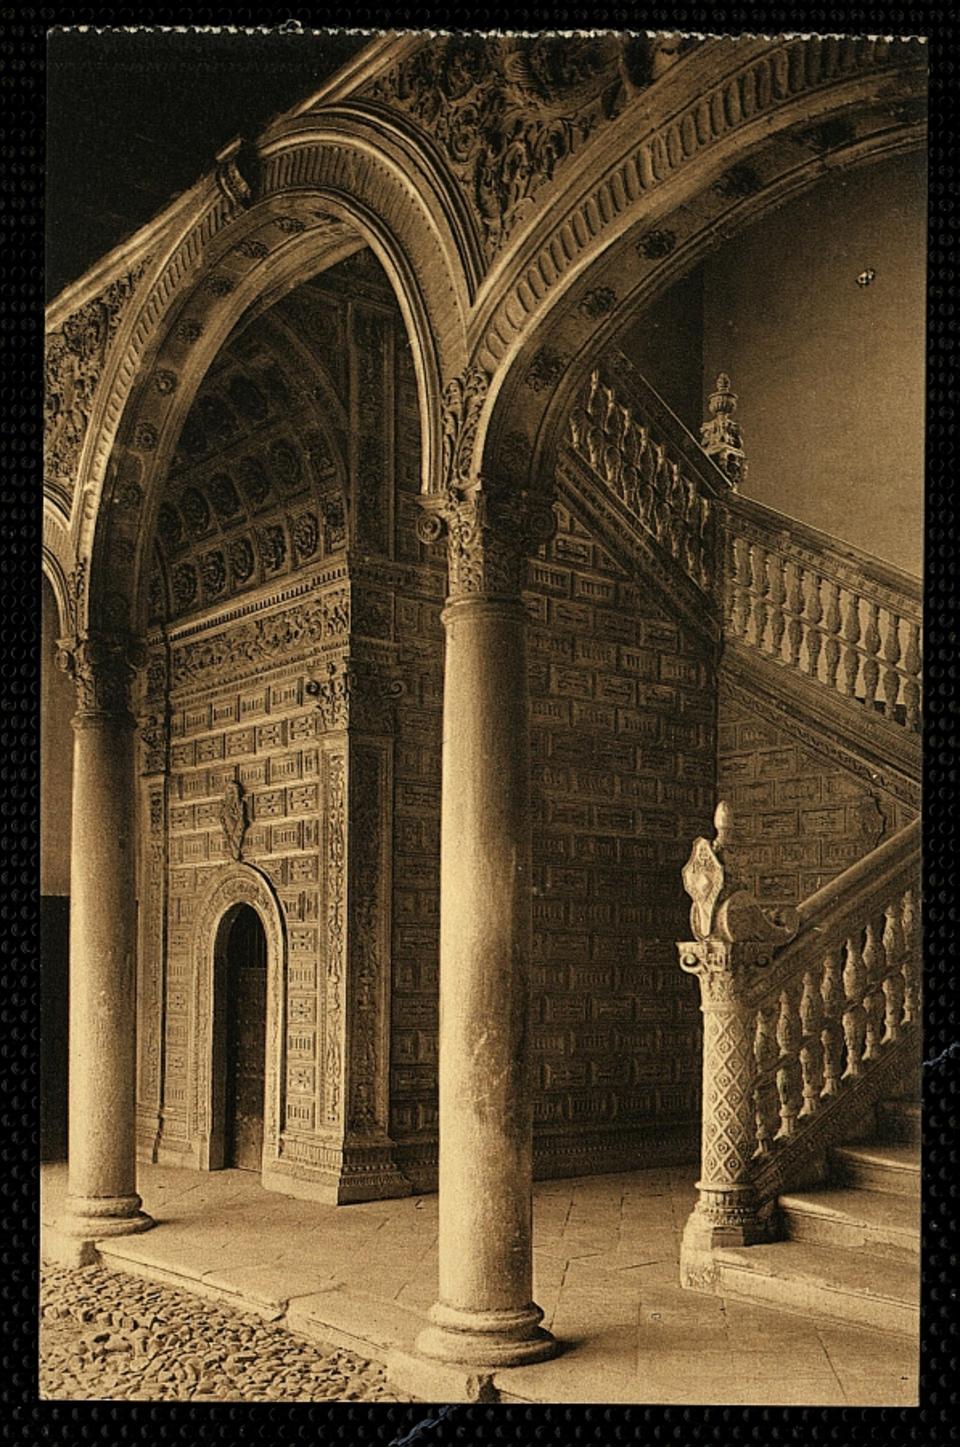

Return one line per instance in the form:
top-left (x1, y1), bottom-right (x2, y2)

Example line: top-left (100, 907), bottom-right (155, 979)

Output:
top-left (700, 373), bottom-right (747, 491)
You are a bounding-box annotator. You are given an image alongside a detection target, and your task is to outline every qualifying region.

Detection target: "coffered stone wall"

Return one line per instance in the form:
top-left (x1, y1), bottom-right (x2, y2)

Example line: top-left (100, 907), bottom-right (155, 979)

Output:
top-left (717, 686), bottom-right (918, 912)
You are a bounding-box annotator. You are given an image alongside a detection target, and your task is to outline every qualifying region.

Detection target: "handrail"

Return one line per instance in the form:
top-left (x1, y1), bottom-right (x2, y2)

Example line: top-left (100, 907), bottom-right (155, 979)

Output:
top-left (727, 493), bottom-right (922, 609)
top-left (794, 818), bottom-right (920, 933)
top-left (677, 805), bottom-right (921, 1263)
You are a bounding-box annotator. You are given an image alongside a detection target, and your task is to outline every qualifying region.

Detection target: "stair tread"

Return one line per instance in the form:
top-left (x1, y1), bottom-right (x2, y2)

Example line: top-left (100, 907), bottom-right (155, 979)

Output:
top-left (833, 1142), bottom-right (920, 1173)
top-left (716, 1240), bottom-right (919, 1306)
top-left (780, 1186), bottom-right (919, 1235)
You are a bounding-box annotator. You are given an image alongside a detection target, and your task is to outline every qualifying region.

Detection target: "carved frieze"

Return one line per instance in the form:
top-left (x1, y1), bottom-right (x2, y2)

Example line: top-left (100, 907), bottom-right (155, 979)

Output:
top-left (169, 586), bottom-right (351, 691)
top-left (44, 259), bottom-right (151, 501)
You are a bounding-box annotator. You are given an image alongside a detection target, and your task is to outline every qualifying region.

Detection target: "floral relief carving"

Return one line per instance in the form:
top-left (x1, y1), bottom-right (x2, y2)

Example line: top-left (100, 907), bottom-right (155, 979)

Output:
top-left (169, 586), bottom-right (351, 690)
top-left (440, 366), bottom-right (488, 490)
top-left (367, 35), bottom-right (651, 259)
top-left (44, 259), bottom-right (150, 498)
top-left (417, 483), bottom-right (556, 600)
top-left (324, 752), bottom-right (347, 1126)
top-left (56, 632), bottom-right (143, 717)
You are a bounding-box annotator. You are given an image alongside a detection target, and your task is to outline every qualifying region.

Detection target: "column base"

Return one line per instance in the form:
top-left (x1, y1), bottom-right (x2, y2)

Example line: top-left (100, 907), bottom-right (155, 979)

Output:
top-left (56, 1193), bottom-right (156, 1241)
top-left (679, 1202), bottom-right (778, 1291)
top-left (415, 1300), bottom-right (557, 1369)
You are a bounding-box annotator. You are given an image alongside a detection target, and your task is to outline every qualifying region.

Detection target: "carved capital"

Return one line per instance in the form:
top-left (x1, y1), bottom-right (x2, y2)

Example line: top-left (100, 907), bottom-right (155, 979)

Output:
top-left (305, 654), bottom-right (405, 734)
top-left (418, 483), bottom-right (556, 601)
top-left (56, 633), bottom-right (143, 720)
top-left (681, 802), bottom-right (799, 945)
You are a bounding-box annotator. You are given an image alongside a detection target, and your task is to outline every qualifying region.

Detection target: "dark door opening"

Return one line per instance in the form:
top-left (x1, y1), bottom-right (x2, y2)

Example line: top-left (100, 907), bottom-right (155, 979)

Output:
top-left (224, 903), bottom-right (268, 1171)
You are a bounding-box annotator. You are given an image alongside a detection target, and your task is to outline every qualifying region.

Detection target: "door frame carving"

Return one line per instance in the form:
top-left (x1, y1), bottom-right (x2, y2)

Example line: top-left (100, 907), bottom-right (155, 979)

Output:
top-left (191, 864), bottom-right (287, 1174)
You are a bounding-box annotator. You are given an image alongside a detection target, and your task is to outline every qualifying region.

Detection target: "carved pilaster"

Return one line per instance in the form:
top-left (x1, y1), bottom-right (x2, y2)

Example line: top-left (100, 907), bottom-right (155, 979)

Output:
top-left (678, 803), bottom-right (798, 1278)
top-left (306, 653), bottom-right (405, 734)
top-left (417, 483), bottom-right (556, 602)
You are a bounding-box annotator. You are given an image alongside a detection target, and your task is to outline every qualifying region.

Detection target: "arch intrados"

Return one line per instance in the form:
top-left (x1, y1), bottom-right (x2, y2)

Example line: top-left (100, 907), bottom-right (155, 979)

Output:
top-left (87, 185), bottom-right (445, 638)
top-left (480, 120), bottom-right (926, 495)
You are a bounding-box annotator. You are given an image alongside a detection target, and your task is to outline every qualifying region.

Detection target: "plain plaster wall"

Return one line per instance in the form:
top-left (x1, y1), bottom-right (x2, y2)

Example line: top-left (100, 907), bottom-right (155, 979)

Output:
top-left (702, 149), bottom-right (926, 577)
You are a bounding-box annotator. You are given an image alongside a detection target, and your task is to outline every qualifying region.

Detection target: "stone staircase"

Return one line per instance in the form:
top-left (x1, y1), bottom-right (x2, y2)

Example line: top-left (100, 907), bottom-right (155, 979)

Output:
top-left (710, 1097), bottom-right (920, 1334)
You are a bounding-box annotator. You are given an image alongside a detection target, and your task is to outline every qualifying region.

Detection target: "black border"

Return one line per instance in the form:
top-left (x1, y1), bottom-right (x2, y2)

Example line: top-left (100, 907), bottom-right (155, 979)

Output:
top-left (8, 6), bottom-right (957, 1444)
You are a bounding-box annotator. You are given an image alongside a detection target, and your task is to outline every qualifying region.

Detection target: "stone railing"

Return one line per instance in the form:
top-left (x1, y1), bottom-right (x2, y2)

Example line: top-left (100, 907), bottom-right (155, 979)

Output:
top-left (566, 355), bottom-right (726, 595)
top-left (677, 803), bottom-right (920, 1276)
top-left (723, 496), bottom-right (923, 731)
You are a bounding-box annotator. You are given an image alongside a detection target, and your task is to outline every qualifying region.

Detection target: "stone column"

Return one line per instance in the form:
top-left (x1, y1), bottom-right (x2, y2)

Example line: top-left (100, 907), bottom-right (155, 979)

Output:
top-left (677, 803), bottom-right (798, 1288)
top-left (414, 484), bottom-right (557, 1368)
top-left (53, 635), bottom-right (154, 1247)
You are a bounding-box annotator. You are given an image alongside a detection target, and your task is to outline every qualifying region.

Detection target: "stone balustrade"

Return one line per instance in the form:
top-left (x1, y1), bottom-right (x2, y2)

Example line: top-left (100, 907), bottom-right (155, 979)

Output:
top-left (677, 804), bottom-right (920, 1265)
top-left (567, 363), bottom-right (719, 594)
top-left (723, 500), bottom-right (922, 731)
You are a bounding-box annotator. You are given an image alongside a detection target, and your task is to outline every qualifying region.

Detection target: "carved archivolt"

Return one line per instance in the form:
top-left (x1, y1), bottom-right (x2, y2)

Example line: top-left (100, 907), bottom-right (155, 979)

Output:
top-left (190, 864), bottom-right (287, 1168)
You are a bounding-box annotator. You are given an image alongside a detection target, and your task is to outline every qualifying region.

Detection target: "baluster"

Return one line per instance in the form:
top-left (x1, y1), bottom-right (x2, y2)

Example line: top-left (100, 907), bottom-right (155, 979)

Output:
top-left (881, 610), bottom-right (903, 720)
top-left (861, 601), bottom-right (882, 711)
top-left (775, 983), bottom-right (803, 1138)
top-left (767, 552), bottom-right (787, 660)
top-left (731, 535), bottom-right (752, 638)
top-left (785, 561), bottom-right (804, 669)
top-left (798, 968), bottom-right (824, 1118)
top-left (841, 930), bottom-right (867, 1079)
top-left (754, 1004), bottom-right (781, 1155)
top-left (840, 590), bottom-right (862, 698)
top-left (749, 543), bottom-right (769, 651)
top-left (602, 440), bottom-right (624, 496)
top-left (822, 580), bottom-right (842, 689)
top-left (697, 498), bottom-right (712, 591)
top-left (820, 948), bottom-right (844, 1097)
top-left (804, 570), bottom-right (824, 679)
top-left (861, 916), bottom-right (886, 1061)
top-left (902, 622), bottom-right (921, 729)
top-left (584, 368), bottom-right (602, 422)
top-left (881, 900), bottom-right (906, 1044)
top-left (900, 888), bottom-right (920, 1023)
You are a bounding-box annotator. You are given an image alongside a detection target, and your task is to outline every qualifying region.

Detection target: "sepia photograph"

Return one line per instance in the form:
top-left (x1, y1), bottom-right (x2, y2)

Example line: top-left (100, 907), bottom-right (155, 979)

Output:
top-left (40, 25), bottom-right (927, 1409)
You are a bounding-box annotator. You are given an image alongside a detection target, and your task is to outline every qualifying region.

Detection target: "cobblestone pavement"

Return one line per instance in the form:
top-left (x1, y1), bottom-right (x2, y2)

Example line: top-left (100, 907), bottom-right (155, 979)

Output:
top-left (40, 1264), bottom-right (410, 1402)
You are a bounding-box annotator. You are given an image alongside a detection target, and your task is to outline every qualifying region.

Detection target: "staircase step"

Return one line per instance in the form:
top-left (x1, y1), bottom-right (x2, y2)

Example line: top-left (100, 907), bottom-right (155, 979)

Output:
top-left (830, 1141), bottom-right (920, 1197)
top-left (780, 1186), bottom-right (919, 1259)
top-left (877, 1098), bottom-right (922, 1146)
top-left (714, 1240), bottom-right (919, 1335)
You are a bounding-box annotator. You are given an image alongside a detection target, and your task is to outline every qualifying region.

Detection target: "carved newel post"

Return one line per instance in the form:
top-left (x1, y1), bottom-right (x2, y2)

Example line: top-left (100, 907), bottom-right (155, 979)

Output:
top-left (700, 373), bottom-right (746, 490)
top-left (677, 803), bottom-right (797, 1285)
top-left (414, 481), bottom-right (558, 1368)
top-left (53, 634), bottom-right (154, 1250)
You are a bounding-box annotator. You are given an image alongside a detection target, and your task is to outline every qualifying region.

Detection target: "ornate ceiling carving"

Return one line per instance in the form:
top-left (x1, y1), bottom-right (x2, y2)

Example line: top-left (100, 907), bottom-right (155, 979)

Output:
top-left (364, 34), bottom-right (695, 262)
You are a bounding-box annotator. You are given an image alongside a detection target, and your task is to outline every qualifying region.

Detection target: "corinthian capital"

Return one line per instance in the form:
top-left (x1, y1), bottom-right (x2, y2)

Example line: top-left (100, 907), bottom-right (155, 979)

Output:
top-left (417, 482), bottom-right (556, 601)
top-left (55, 633), bottom-right (143, 720)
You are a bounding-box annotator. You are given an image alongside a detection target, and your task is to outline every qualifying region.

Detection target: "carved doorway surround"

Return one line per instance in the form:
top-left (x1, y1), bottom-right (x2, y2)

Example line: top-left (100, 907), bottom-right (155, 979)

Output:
top-left (191, 865), bottom-right (286, 1177)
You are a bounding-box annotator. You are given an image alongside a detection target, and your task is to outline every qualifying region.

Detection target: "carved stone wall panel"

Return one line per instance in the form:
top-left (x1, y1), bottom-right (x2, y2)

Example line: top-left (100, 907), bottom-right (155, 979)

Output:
top-left (717, 683), bottom-right (916, 910)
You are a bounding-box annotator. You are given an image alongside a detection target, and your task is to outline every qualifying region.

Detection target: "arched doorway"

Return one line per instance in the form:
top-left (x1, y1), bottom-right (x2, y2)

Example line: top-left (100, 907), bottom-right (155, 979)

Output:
top-left (218, 903), bottom-right (268, 1172)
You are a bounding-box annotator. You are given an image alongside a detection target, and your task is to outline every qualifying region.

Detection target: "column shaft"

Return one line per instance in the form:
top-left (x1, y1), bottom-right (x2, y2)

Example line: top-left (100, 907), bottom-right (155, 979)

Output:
top-left (417, 594), bottom-right (554, 1366)
top-left (60, 705), bottom-right (152, 1237)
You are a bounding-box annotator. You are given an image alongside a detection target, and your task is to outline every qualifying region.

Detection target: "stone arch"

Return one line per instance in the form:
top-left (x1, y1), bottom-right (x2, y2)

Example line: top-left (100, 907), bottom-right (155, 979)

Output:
top-left (72, 121), bottom-right (474, 637)
top-left (469, 37), bottom-right (926, 494)
top-left (42, 504), bottom-right (74, 639)
top-left (190, 863), bottom-right (286, 1174)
